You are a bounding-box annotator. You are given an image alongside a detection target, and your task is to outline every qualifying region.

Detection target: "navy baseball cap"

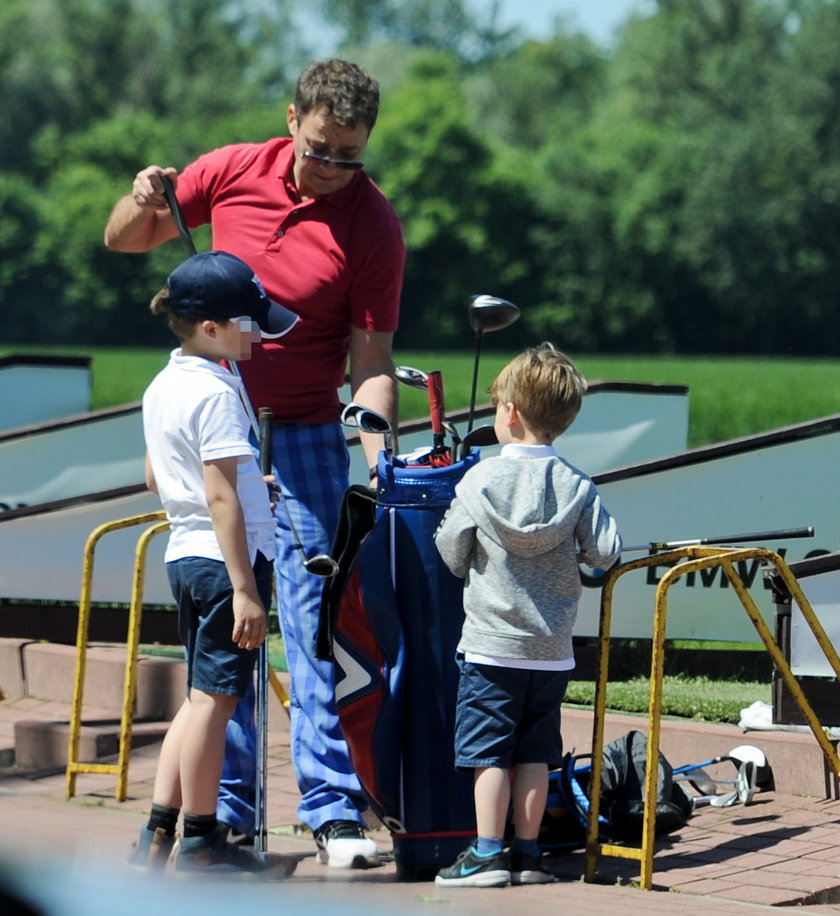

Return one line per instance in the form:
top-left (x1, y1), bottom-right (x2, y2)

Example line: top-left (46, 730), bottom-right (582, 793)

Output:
top-left (167, 251), bottom-right (299, 338)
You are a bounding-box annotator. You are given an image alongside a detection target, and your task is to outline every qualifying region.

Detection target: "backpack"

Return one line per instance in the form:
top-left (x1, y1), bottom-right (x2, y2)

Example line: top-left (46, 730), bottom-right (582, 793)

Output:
top-left (539, 730), bottom-right (694, 850)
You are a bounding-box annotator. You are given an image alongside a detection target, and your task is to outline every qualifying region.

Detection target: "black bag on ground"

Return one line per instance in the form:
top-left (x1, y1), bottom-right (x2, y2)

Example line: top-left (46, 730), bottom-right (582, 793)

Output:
top-left (599, 729), bottom-right (693, 841)
top-left (539, 729), bottom-right (693, 850)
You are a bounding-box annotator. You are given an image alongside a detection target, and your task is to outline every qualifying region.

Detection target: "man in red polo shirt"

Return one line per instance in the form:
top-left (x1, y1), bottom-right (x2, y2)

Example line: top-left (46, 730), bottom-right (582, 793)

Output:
top-left (105, 59), bottom-right (405, 869)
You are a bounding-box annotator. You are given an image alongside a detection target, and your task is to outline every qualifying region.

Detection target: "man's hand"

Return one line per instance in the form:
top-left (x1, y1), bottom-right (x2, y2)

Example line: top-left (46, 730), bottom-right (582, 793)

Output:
top-left (131, 165), bottom-right (179, 211)
top-left (104, 164), bottom-right (180, 251)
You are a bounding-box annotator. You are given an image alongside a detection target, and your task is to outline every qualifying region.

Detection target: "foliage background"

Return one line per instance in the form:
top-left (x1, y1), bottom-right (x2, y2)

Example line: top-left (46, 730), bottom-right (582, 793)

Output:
top-left (3, 0), bottom-right (840, 358)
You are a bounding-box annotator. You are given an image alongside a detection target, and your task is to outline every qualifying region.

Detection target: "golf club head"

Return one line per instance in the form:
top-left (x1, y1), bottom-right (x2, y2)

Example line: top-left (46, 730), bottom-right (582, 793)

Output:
top-left (443, 420), bottom-right (462, 446)
top-left (394, 365), bottom-right (429, 389)
top-left (735, 761), bottom-right (758, 805)
top-left (728, 745), bottom-right (773, 790)
top-left (677, 767), bottom-right (718, 797)
top-left (303, 554), bottom-right (340, 577)
top-left (462, 424), bottom-right (498, 456)
top-left (340, 402), bottom-right (392, 434)
top-left (708, 788), bottom-right (740, 808)
top-left (468, 294), bottom-right (521, 334)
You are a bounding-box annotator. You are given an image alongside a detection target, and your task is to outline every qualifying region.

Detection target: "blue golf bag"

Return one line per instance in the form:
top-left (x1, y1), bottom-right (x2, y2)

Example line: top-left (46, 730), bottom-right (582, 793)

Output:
top-left (318, 450), bottom-right (480, 880)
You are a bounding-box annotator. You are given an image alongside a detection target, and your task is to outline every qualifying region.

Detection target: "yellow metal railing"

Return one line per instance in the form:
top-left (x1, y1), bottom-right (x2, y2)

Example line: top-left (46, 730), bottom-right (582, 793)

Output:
top-left (584, 546), bottom-right (840, 890)
top-left (66, 512), bottom-right (169, 801)
top-left (66, 511), bottom-right (290, 802)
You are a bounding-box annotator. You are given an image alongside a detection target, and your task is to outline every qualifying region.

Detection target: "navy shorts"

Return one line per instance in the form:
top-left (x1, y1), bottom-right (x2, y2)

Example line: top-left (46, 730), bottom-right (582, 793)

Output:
top-left (166, 551), bottom-right (273, 698)
top-left (453, 657), bottom-right (571, 771)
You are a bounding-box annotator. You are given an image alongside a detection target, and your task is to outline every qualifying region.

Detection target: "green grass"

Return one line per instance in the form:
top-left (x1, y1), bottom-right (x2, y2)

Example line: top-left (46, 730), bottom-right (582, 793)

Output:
top-left (565, 675), bottom-right (770, 725)
top-left (5, 344), bottom-right (840, 448)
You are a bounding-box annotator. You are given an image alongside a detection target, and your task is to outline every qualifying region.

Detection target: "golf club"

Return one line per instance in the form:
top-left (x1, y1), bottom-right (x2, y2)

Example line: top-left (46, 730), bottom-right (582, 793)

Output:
top-left (162, 178), bottom-right (337, 579)
top-left (427, 370), bottom-right (450, 465)
top-left (255, 408), bottom-right (272, 857)
top-left (394, 365), bottom-right (428, 389)
top-left (443, 421), bottom-right (462, 460)
top-left (675, 766), bottom-right (718, 797)
top-left (239, 401), bottom-right (338, 578)
top-left (578, 526), bottom-right (813, 588)
top-left (394, 365), bottom-right (452, 465)
top-left (674, 744), bottom-right (768, 808)
top-left (466, 294), bottom-right (520, 433)
top-left (341, 402), bottom-right (395, 464)
top-left (620, 526), bottom-right (814, 553)
top-left (689, 761), bottom-right (758, 808)
top-left (161, 175), bottom-right (196, 256)
top-left (461, 423), bottom-right (498, 459)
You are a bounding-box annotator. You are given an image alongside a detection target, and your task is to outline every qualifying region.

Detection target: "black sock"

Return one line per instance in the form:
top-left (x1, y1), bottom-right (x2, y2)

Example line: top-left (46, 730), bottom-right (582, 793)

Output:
top-left (147, 803), bottom-right (180, 836)
top-left (183, 812), bottom-right (217, 839)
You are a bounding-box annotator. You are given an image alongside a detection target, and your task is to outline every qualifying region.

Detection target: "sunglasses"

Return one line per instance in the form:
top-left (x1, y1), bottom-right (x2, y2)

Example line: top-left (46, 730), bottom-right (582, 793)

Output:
top-left (302, 150), bottom-right (364, 171)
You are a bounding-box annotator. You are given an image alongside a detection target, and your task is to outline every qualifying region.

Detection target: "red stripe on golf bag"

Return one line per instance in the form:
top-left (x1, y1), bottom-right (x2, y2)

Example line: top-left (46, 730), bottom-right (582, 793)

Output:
top-left (332, 522), bottom-right (406, 829)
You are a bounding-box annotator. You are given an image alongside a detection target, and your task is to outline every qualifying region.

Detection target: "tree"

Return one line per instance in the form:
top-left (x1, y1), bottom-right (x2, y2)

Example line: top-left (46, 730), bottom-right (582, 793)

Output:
top-left (368, 52), bottom-right (539, 349)
top-left (573, 0), bottom-right (840, 353)
top-left (320, 0), bottom-right (518, 60)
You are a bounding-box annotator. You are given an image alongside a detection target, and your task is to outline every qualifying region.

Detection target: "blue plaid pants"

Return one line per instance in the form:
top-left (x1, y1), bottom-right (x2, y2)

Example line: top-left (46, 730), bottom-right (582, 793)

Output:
top-left (217, 422), bottom-right (369, 834)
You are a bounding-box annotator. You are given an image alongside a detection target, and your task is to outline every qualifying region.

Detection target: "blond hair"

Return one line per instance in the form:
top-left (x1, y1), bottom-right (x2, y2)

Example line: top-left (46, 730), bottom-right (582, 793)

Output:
top-left (489, 343), bottom-right (587, 440)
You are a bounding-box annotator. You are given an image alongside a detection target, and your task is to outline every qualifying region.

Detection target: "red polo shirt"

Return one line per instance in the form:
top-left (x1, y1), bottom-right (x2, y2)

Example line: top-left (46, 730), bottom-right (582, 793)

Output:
top-left (176, 138), bottom-right (405, 423)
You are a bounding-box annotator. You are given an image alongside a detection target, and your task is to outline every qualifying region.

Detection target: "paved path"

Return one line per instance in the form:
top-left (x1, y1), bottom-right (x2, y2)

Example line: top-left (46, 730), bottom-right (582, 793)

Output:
top-left (3, 692), bottom-right (840, 914)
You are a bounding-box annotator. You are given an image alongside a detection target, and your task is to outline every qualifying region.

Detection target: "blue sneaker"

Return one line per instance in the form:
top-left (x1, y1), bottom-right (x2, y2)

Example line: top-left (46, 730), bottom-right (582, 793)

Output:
top-left (435, 846), bottom-right (510, 888)
top-left (173, 825), bottom-right (295, 879)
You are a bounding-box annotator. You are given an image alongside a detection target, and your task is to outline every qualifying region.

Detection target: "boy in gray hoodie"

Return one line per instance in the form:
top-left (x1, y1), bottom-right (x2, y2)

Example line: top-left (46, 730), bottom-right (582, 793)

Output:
top-left (434, 343), bottom-right (622, 888)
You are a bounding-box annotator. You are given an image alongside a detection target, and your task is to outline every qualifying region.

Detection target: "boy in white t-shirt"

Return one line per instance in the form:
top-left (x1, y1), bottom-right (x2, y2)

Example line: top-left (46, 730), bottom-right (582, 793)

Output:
top-left (131, 251), bottom-right (297, 873)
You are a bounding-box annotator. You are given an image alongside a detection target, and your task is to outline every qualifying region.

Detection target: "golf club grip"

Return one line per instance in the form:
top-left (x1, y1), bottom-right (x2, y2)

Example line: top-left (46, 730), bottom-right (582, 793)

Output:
top-left (160, 175), bottom-right (197, 257)
top-left (428, 371), bottom-right (444, 435)
top-left (656, 526), bottom-right (814, 549)
top-left (258, 407), bottom-right (273, 476)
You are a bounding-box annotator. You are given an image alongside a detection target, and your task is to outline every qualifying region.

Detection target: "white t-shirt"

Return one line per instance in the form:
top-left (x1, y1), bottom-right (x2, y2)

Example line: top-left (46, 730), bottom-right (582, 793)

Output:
top-left (142, 350), bottom-right (276, 565)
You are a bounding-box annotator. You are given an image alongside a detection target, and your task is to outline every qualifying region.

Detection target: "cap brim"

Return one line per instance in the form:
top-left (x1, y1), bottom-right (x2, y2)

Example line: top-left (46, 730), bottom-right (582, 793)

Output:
top-left (259, 301), bottom-right (300, 339)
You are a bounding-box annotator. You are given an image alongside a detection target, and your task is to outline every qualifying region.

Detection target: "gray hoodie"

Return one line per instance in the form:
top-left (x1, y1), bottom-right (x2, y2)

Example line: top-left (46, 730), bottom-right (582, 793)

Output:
top-left (434, 450), bottom-right (621, 662)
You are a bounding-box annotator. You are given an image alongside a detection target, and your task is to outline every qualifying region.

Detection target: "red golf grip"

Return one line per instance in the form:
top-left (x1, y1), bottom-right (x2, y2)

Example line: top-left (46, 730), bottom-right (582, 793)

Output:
top-left (258, 407), bottom-right (273, 476)
top-left (428, 371), bottom-right (444, 436)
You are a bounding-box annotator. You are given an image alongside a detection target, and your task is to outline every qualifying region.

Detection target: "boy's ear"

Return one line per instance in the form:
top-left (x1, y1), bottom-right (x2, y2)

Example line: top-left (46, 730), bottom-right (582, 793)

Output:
top-left (200, 319), bottom-right (219, 338)
top-left (505, 402), bottom-right (519, 428)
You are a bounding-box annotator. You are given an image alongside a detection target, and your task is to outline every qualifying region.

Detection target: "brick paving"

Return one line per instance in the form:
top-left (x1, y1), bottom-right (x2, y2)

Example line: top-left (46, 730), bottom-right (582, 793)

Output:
top-left (3, 676), bottom-right (840, 914)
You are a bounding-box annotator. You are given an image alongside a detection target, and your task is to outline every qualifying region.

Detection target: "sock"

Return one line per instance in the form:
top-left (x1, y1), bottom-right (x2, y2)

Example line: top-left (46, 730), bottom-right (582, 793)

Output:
top-left (474, 836), bottom-right (504, 856)
top-left (147, 803), bottom-right (179, 836)
top-left (183, 812), bottom-right (217, 839)
top-left (511, 837), bottom-right (541, 857)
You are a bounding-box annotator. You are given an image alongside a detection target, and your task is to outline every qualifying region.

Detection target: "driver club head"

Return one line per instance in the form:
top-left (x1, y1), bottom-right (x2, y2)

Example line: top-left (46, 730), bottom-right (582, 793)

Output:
top-left (462, 423), bottom-right (498, 459)
top-left (468, 294), bottom-right (521, 335)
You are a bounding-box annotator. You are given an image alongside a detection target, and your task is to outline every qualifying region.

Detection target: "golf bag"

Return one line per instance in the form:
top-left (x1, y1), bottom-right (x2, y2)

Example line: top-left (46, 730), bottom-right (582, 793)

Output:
top-left (539, 730), bottom-right (693, 851)
top-left (319, 450), bottom-right (481, 879)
